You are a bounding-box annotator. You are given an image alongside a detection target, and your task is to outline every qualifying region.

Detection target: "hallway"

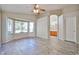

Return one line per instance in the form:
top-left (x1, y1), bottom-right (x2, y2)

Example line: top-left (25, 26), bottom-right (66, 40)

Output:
top-left (0, 37), bottom-right (77, 55)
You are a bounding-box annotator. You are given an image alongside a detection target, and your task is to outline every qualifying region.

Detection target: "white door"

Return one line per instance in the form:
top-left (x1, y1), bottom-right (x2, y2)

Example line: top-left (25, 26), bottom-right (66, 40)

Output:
top-left (66, 16), bottom-right (76, 42)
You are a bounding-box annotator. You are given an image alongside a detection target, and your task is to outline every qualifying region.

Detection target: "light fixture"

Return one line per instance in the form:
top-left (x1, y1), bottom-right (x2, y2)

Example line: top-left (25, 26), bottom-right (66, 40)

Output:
top-left (33, 4), bottom-right (40, 14)
top-left (33, 9), bottom-right (39, 13)
top-left (35, 4), bottom-right (39, 9)
top-left (33, 4), bottom-right (45, 15)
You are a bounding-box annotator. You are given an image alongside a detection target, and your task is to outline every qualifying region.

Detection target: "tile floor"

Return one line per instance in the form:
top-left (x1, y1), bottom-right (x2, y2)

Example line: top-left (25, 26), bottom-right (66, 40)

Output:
top-left (0, 37), bottom-right (77, 55)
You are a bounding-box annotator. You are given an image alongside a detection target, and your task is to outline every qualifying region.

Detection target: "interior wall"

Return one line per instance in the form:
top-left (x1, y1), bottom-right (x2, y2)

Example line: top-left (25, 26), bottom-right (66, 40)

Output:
top-left (76, 12), bottom-right (79, 44)
top-left (36, 16), bottom-right (49, 39)
top-left (0, 10), bottom-right (1, 47)
top-left (58, 15), bottom-right (64, 40)
top-left (2, 12), bottom-right (36, 43)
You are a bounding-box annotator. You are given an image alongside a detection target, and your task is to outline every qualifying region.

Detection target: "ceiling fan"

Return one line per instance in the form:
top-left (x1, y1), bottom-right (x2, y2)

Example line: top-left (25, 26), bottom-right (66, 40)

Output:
top-left (33, 4), bottom-right (45, 15)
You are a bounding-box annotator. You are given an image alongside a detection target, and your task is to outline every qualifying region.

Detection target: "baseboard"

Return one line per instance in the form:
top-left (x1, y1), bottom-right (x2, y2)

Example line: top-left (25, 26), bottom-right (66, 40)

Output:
top-left (2, 36), bottom-right (35, 45)
top-left (36, 36), bottom-right (49, 40)
top-left (64, 40), bottom-right (76, 44)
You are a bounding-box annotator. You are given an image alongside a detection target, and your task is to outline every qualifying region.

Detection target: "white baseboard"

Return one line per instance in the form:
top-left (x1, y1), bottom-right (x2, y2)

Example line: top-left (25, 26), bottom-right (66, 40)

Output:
top-left (64, 40), bottom-right (77, 44)
top-left (36, 36), bottom-right (49, 40)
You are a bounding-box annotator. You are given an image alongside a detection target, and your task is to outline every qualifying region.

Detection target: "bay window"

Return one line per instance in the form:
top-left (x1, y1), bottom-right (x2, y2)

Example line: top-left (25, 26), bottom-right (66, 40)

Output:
top-left (8, 18), bottom-right (34, 34)
top-left (29, 22), bottom-right (34, 32)
top-left (8, 18), bottom-right (13, 35)
top-left (15, 21), bottom-right (28, 33)
top-left (21, 22), bottom-right (28, 32)
top-left (15, 21), bottom-right (22, 33)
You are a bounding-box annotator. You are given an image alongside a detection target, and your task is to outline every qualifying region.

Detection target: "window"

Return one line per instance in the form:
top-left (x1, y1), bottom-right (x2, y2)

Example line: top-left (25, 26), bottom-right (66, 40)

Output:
top-left (50, 15), bottom-right (58, 31)
top-left (8, 18), bottom-right (13, 35)
top-left (15, 21), bottom-right (22, 33)
top-left (15, 21), bottom-right (28, 33)
top-left (29, 22), bottom-right (34, 32)
top-left (8, 18), bottom-right (34, 34)
top-left (21, 22), bottom-right (28, 32)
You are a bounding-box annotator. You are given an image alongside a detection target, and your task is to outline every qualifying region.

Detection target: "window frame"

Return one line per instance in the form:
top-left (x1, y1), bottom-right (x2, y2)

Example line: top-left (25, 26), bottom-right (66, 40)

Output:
top-left (29, 22), bottom-right (34, 33)
top-left (14, 20), bottom-right (22, 33)
top-left (7, 17), bottom-right (34, 34)
top-left (7, 18), bottom-right (14, 35)
top-left (14, 20), bottom-right (29, 34)
top-left (21, 21), bottom-right (28, 33)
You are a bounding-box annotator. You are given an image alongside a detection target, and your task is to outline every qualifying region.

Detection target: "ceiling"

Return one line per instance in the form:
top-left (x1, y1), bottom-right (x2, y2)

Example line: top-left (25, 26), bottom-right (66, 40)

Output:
top-left (0, 4), bottom-right (77, 14)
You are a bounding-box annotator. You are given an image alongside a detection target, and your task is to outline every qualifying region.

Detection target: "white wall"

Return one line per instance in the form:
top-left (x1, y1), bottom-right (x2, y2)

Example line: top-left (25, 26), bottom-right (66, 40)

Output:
top-left (58, 15), bottom-right (64, 40)
top-left (36, 16), bottom-right (49, 39)
top-left (76, 11), bottom-right (79, 44)
top-left (2, 12), bottom-right (36, 43)
top-left (0, 10), bottom-right (1, 47)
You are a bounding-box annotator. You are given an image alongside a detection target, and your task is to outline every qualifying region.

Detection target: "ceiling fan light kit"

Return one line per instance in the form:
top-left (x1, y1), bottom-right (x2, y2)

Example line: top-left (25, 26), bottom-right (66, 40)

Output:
top-left (33, 4), bottom-right (45, 15)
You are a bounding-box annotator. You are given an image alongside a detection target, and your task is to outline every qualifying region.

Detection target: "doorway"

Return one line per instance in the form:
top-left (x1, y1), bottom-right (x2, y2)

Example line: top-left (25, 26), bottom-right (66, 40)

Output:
top-left (49, 15), bottom-right (64, 40)
top-left (49, 15), bottom-right (58, 39)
